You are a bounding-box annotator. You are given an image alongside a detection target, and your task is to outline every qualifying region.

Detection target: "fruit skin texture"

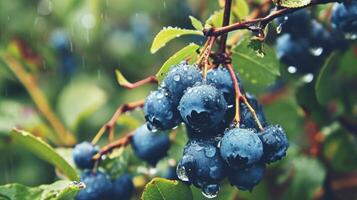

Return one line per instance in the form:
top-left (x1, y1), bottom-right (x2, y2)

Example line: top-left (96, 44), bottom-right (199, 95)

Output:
top-left (331, 1), bottom-right (357, 35)
top-left (228, 163), bottom-right (266, 191)
top-left (259, 124), bottom-right (289, 163)
top-left (131, 124), bottom-right (170, 166)
top-left (179, 84), bottom-right (227, 133)
top-left (76, 171), bottom-right (111, 200)
top-left (220, 128), bottom-right (263, 169)
top-left (276, 9), bottom-right (312, 38)
top-left (162, 62), bottom-right (202, 105)
top-left (109, 173), bottom-right (134, 200)
top-left (176, 139), bottom-right (226, 189)
top-left (73, 142), bottom-right (99, 169)
top-left (240, 94), bottom-right (267, 131)
top-left (144, 88), bottom-right (181, 131)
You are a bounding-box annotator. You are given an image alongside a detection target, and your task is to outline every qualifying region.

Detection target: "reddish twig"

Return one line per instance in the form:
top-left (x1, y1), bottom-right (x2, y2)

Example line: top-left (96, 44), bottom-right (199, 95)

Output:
top-left (202, 37), bottom-right (216, 79)
top-left (226, 63), bottom-right (242, 124)
top-left (120, 76), bottom-right (158, 89)
top-left (219, 0), bottom-right (233, 54)
top-left (92, 131), bottom-right (134, 160)
top-left (241, 95), bottom-right (265, 131)
top-left (91, 99), bottom-right (144, 144)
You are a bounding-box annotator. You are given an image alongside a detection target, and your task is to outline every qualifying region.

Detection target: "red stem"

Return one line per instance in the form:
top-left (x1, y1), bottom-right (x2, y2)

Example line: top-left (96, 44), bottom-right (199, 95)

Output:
top-left (226, 63), bottom-right (241, 124)
top-left (219, 0), bottom-right (233, 54)
top-left (121, 76), bottom-right (158, 89)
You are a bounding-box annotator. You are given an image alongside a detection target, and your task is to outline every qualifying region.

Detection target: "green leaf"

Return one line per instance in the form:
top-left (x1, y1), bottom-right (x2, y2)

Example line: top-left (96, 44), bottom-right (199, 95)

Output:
top-left (205, 10), bottom-right (224, 28)
top-left (156, 43), bottom-right (200, 81)
top-left (189, 16), bottom-right (204, 31)
top-left (232, 0), bottom-right (250, 19)
top-left (190, 183), bottom-right (237, 200)
top-left (142, 178), bottom-right (193, 200)
top-left (150, 27), bottom-right (203, 53)
top-left (0, 180), bottom-right (82, 200)
top-left (276, 0), bottom-right (311, 8)
top-left (115, 69), bottom-right (130, 87)
top-left (57, 79), bottom-right (107, 130)
top-left (10, 129), bottom-right (79, 181)
top-left (315, 52), bottom-right (342, 105)
top-left (231, 37), bottom-right (280, 85)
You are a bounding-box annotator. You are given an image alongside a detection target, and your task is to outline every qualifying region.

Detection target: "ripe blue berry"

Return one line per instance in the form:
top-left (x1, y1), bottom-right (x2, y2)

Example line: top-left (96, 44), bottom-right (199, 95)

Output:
top-left (276, 9), bottom-right (312, 38)
top-left (331, 1), bottom-right (357, 37)
top-left (162, 62), bottom-right (202, 105)
top-left (259, 124), bottom-right (289, 163)
top-left (228, 163), bottom-right (265, 191)
top-left (131, 124), bottom-right (170, 166)
top-left (76, 171), bottom-right (111, 200)
top-left (176, 139), bottom-right (226, 193)
top-left (240, 94), bottom-right (267, 131)
top-left (206, 66), bottom-right (241, 105)
top-left (109, 173), bottom-right (134, 200)
top-left (73, 142), bottom-right (99, 169)
top-left (144, 88), bottom-right (181, 131)
top-left (179, 84), bottom-right (227, 133)
top-left (220, 128), bottom-right (263, 169)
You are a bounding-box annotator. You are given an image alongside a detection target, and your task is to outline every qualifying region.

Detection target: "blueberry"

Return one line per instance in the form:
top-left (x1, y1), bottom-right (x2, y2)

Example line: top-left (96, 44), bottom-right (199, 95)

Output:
top-left (176, 139), bottom-right (226, 190)
top-left (228, 163), bottom-right (266, 191)
top-left (76, 171), bottom-right (111, 200)
top-left (331, 2), bottom-right (357, 36)
top-left (73, 142), bottom-right (99, 169)
top-left (179, 84), bottom-right (227, 133)
top-left (276, 9), bottom-right (312, 38)
top-left (276, 34), bottom-right (324, 73)
top-left (109, 173), bottom-right (134, 200)
top-left (144, 88), bottom-right (181, 131)
top-left (308, 20), bottom-right (332, 54)
top-left (162, 62), bottom-right (202, 105)
top-left (259, 124), bottom-right (289, 163)
top-left (240, 94), bottom-right (267, 131)
top-left (131, 124), bottom-right (170, 166)
top-left (220, 128), bottom-right (263, 169)
top-left (206, 66), bottom-right (241, 105)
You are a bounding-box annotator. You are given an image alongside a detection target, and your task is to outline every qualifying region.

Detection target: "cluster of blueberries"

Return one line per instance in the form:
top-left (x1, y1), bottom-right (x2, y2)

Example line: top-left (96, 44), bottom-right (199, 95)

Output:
top-left (72, 142), bottom-right (134, 200)
top-left (142, 62), bottom-right (289, 197)
top-left (276, 0), bottom-right (357, 74)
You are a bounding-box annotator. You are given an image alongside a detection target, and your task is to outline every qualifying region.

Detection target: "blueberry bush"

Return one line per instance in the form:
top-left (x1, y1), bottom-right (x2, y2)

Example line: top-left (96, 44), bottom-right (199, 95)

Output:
top-left (0, 0), bottom-right (357, 199)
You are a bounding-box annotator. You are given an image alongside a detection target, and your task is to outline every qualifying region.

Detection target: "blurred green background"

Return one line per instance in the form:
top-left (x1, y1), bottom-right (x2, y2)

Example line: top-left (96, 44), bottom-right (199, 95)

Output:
top-left (0, 0), bottom-right (357, 200)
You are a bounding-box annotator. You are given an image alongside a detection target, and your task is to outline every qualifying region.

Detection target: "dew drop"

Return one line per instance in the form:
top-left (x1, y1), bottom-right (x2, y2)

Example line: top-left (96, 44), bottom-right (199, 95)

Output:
top-left (205, 146), bottom-right (216, 158)
top-left (202, 184), bottom-right (219, 199)
top-left (276, 23), bottom-right (283, 34)
top-left (176, 165), bottom-right (189, 181)
top-left (309, 47), bottom-right (323, 56)
top-left (173, 75), bottom-right (181, 81)
top-left (287, 66), bottom-right (297, 74)
top-left (156, 92), bottom-right (164, 99)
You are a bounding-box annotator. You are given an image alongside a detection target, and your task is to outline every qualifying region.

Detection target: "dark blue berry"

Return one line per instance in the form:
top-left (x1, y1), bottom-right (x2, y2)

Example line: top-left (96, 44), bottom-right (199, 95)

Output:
top-left (276, 9), bottom-right (312, 38)
top-left (179, 84), bottom-right (227, 133)
top-left (73, 142), bottom-right (99, 169)
top-left (131, 124), bottom-right (170, 166)
top-left (144, 88), bottom-right (181, 131)
top-left (76, 171), bottom-right (111, 200)
top-left (240, 94), bottom-right (267, 131)
top-left (259, 124), bottom-right (289, 163)
top-left (162, 63), bottom-right (202, 105)
top-left (177, 139), bottom-right (226, 190)
top-left (331, 2), bottom-right (357, 36)
top-left (220, 128), bottom-right (263, 169)
top-left (109, 173), bottom-right (134, 200)
top-left (228, 163), bottom-right (265, 191)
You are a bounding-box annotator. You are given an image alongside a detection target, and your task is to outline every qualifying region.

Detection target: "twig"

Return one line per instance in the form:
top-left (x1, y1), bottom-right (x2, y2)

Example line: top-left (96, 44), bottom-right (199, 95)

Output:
top-left (202, 37), bottom-right (216, 79)
top-left (92, 131), bottom-right (134, 160)
top-left (119, 76), bottom-right (158, 89)
top-left (2, 54), bottom-right (76, 146)
top-left (219, 0), bottom-right (233, 54)
top-left (91, 99), bottom-right (144, 144)
top-left (226, 63), bottom-right (242, 125)
top-left (241, 95), bottom-right (264, 131)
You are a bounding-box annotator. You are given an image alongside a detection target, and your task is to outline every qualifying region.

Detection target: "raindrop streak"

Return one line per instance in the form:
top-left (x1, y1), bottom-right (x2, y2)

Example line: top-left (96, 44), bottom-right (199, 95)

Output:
top-left (309, 47), bottom-right (323, 56)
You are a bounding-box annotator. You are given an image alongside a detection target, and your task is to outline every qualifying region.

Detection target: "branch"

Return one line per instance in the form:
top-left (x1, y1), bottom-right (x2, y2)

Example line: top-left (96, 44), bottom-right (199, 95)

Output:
top-left (226, 63), bottom-right (242, 124)
top-left (219, 0), bottom-right (233, 54)
top-left (2, 53), bottom-right (76, 146)
top-left (92, 131), bottom-right (134, 160)
top-left (91, 99), bottom-right (144, 144)
top-left (203, 0), bottom-right (336, 37)
top-left (119, 75), bottom-right (158, 89)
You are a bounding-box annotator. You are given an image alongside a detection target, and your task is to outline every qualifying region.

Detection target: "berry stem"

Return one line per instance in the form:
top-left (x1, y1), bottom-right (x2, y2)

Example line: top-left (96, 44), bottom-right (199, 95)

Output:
top-left (92, 131), bottom-right (134, 160)
top-left (119, 75), bottom-right (158, 89)
top-left (218, 0), bottom-right (233, 54)
top-left (91, 99), bottom-right (144, 144)
top-left (241, 95), bottom-right (264, 131)
top-left (203, 0), bottom-right (338, 37)
top-left (202, 36), bottom-right (216, 79)
top-left (226, 63), bottom-right (241, 124)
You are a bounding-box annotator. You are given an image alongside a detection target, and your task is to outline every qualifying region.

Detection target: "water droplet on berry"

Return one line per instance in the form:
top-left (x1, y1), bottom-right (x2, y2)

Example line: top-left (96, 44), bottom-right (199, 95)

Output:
top-left (173, 75), bottom-right (181, 81)
top-left (156, 92), bottom-right (164, 99)
top-left (176, 165), bottom-right (189, 181)
top-left (287, 66), bottom-right (297, 74)
top-left (188, 75), bottom-right (193, 80)
top-left (276, 23), bottom-right (283, 34)
top-left (309, 47), bottom-right (323, 56)
top-left (204, 146), bottom-right (216, 158)
top-left (202, 184), bottom-right (219, 199)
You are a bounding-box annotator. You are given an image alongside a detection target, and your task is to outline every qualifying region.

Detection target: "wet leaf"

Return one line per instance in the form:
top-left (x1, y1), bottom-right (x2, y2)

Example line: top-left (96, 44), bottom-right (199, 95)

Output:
top-left (142, 178), bottom-right (193, 200)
